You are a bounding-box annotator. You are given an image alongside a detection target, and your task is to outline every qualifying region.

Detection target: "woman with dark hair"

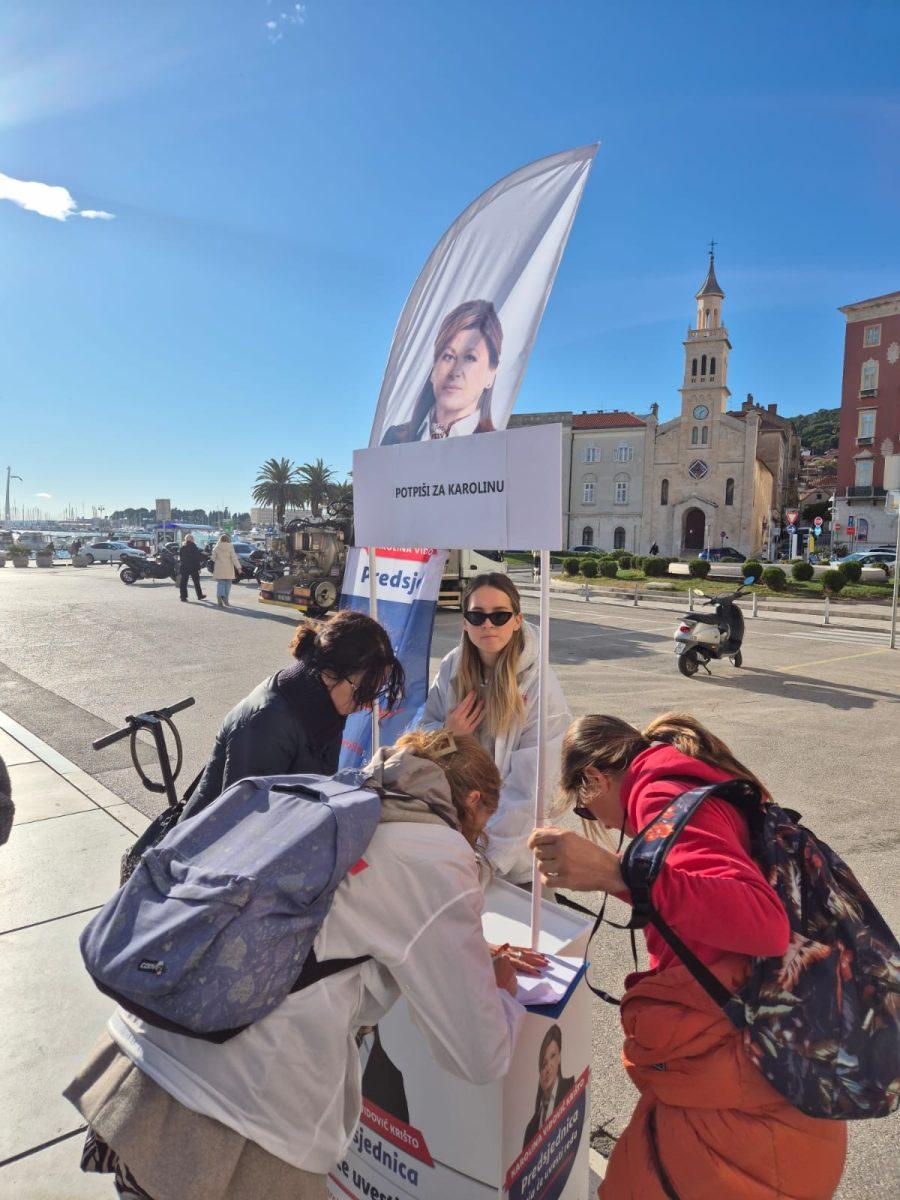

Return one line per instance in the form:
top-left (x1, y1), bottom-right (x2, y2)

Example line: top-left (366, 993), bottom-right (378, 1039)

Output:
top-left (182, 610), bottom-right (405, 819)
top-left (421, 573), bottom-right (569, 884)
top-left (381, 299), bottom-right (503, 444)
top-left (529, 712), bottom-right (846, 1200)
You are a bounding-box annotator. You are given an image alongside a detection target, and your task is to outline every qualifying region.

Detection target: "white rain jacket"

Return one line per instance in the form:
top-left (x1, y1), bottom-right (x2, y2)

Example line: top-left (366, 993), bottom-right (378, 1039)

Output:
top-left (421, 622), bottom-right (571, 883)
top-left (107, 820), bottom-right (524, 1175)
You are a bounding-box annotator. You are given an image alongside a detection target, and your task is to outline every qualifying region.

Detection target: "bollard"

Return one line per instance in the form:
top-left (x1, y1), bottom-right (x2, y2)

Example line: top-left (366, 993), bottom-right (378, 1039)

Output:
top-left (583, 581), bottom-right (589, 603)
top-left (752, 592), bottom-right (758, 618)
top-left (823, 593), bottom-right (830, 626)
top-left (688, 587), bottom-right (693, 610)
top-left (633, 581), bottom-right (639, 606)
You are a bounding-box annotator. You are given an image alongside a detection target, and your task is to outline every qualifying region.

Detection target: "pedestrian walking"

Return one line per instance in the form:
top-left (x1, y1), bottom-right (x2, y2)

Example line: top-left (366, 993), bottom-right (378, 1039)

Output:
top-left (70, 537), bottom-right (82, 557)
top-left (210, 533), bottom-right (242, 608)
top-left (649, 542), bottom-right (659, 556)
top-left (530, 712), bottom-right (847, 1200)
top-left (182, 609), bottom-right (405, 818)
top-left (65, 730), bottom-right (527, 1200)
top-left (178, 533), bottom-right (206, 602)
top-left (421, 573), bottom-right (570, 885)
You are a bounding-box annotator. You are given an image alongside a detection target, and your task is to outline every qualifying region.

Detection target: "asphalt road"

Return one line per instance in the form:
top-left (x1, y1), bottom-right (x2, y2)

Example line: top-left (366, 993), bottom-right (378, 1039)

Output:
top-left (1, 564), bottom-right (897, 1198)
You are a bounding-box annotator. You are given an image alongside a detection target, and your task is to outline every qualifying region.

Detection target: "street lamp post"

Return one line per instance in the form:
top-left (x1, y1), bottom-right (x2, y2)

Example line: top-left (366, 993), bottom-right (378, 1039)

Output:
top-left (4, 467), bottom-right (23, 524)
top-left (890, 491), bottom-right (900, 651)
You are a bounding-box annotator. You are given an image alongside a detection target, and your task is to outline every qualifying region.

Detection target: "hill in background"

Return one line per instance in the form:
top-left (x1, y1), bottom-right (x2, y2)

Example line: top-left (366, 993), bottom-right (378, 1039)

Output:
top-left (791, 407), bottom-right (840, 453)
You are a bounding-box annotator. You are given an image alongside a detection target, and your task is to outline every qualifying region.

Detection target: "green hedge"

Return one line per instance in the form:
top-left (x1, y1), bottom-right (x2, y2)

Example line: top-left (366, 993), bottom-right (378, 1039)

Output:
top-left (563, 557), bottom-right (579, 576)
top-left (688, 559), bottom-right (711, 579)
top-left (644, 557), bottom-right (667, 577)
top-left (838, 560), bottom-right (862, 583)
top-left (821, 569), bottom-right (845, 594)
top-left (743, 559), bottom-right (763, 582)
top-left (762, 566), bottom-right (788, 591)
top-left (619, 554), bottom-right (633, 569)
top-left (581, 558), bottom-right (598, 578)
top-left (600, 559), bottom-right (618, 578)
top-left (792, 561), bottom-right (814, 582)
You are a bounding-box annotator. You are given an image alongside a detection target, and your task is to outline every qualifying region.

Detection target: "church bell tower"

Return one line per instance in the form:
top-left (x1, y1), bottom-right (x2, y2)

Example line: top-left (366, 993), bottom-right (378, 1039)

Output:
top-left (680, 245), bottom-right (731, 425)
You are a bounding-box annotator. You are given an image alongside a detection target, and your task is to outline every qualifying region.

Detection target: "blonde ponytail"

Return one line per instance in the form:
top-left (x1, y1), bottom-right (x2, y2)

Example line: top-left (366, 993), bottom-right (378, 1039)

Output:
top-left (642, 712), bottom-right (768, 797)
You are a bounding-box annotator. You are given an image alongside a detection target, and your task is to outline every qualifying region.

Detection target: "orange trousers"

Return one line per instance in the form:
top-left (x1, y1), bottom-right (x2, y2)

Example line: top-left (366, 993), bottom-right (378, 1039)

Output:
top-left (600, 958), bottom-right (847, 1200)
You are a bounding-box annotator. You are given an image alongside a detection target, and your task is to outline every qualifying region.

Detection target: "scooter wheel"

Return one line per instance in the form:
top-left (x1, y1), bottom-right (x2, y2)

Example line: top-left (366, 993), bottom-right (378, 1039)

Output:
top-left (120, 569), bottom-right (137, 585)
top-left (677, 647), bottom-right (701, 677)
top-left (730, 650), bottom-right (743, 668)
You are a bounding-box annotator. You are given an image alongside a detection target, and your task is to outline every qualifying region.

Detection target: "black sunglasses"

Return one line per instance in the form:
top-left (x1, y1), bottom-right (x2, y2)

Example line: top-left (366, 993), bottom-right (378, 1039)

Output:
top-left (464, 610), bottom-right (515, 627)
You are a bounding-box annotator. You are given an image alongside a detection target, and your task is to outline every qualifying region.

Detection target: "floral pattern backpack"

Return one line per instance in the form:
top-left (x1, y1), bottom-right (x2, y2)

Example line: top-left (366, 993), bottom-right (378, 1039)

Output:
top-left (612, 779), bottom-right (900, 1120)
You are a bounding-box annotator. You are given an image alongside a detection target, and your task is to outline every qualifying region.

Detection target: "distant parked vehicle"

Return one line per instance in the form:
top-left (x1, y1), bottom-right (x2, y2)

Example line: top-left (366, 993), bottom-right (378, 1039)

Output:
top-left (204, 540), bottom-right (257, 580)
top-left (568, 545), bottom-right (601, 554)
top-left (81, 540), bottom-right (147, 564)
top-left (833, 550), bottom-right (896, 570)
top-left (119, 547), bottom-right (179, 585)
top-left (698, 547), bottom-right (747, 563)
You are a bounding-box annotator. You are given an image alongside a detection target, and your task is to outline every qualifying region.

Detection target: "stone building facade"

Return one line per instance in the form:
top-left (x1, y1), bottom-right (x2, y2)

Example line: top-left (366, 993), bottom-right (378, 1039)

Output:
top-left (640, 255), bottom-right (798, 558)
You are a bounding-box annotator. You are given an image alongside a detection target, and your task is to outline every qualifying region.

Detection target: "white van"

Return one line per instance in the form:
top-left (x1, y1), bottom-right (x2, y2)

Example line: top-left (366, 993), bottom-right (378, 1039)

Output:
top-left (439, 549), bottom-right (508, 608)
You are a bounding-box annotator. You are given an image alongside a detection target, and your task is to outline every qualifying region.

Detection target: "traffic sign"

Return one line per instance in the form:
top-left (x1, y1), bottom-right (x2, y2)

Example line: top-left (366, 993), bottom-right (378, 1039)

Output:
top-left (834, 522), bottom-right (842, 532)
top-left (786, 510), bottom-right (799, 525)
top-left (787, 525), bottom-right (796, 534)
top-left (814, 516), bottom-right (824, 527)
top-left (847, 516), bottom-right (855, 529)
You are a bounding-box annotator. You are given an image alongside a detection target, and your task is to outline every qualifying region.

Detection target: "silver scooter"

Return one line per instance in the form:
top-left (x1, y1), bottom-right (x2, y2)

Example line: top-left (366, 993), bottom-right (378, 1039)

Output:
top-left (674, 577), bottom-right (754, 677)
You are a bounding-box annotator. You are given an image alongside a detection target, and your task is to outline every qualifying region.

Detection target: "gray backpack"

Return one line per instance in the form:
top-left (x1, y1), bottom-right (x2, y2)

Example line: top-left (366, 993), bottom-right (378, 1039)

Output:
top-left (79, 770), bottom-right (381, 1042)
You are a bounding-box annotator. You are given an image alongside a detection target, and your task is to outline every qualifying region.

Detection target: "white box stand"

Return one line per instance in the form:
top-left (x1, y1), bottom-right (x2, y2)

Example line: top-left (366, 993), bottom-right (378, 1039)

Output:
top-left (329, 880), bottom-right (593, 1200)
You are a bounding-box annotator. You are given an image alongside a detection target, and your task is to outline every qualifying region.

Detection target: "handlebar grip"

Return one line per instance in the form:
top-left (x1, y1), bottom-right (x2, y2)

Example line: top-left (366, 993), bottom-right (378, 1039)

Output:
top-left (92, 724), bottom-right (134, 750)
top-left (160, 697), bottom-right (195, 718)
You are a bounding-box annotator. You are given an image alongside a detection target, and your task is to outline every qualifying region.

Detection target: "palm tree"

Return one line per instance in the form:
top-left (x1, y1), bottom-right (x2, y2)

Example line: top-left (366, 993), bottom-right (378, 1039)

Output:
top-left (298, 458), bottom-right (335, 518)
top-left (252, 457), bottom-right (304, 527)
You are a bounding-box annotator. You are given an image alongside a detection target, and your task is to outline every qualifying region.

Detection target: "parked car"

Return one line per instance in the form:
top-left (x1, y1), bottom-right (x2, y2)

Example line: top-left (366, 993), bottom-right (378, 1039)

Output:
top-left (834, 551), bottom-right (896, 569)
top-left (698, 547), bottom-right (747, 563)
top-left (80, 540), bottom-right (147, 564)
top-left (567, 545), bottom-right (601, 554)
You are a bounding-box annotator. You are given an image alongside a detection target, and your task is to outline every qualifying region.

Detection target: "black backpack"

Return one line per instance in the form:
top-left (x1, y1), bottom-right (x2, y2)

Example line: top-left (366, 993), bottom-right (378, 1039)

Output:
top-left (585, 779), bottom-right (900, 1121)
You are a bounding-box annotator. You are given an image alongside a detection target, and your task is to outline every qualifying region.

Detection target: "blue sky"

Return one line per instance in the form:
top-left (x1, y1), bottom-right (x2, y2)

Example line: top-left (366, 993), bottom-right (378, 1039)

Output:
top-left (2, 1), bottom-right (899, 516)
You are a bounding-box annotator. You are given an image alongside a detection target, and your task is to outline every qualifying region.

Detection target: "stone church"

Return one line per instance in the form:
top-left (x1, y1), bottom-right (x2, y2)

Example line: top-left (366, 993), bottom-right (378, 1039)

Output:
top-left (640, 253), bottom-right (798, 557)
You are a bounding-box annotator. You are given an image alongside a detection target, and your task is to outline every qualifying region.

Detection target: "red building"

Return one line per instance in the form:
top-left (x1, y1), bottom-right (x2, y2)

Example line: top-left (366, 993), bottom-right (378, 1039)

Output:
top-left (835, 290), bottom-right (900, 543)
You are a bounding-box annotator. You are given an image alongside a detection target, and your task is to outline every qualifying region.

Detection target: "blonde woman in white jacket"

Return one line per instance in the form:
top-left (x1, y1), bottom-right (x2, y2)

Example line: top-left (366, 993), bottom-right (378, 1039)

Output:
top-left (421, 573), bottom-right (570, 885)
top-left (65, 731), bottom-right (531, 1200)
top-left (211, 533), bottom-right (242, 608)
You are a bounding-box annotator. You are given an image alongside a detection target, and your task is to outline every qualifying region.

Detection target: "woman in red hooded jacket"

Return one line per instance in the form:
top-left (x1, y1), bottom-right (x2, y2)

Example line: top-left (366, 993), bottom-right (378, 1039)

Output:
top-left (529, 712), bottom-right (847, 1200)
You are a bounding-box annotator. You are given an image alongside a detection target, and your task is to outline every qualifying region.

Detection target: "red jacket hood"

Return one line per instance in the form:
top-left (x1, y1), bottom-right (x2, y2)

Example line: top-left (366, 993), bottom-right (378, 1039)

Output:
top-left (621, 743), bottom-right (736, 826)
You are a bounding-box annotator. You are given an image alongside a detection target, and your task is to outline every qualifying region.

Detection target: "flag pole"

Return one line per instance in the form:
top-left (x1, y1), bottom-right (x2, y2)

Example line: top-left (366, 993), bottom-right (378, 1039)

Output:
top-left (530, 549), bottom-right (551, 948)
top-left (368, 547), bottom-right (380, 753)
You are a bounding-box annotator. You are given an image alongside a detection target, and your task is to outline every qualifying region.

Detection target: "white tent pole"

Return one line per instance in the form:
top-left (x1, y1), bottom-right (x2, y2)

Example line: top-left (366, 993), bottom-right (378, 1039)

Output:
top-left (368, 546), bottom-right (380, 753)
top-left (530, 549), bottom-right (551, 948)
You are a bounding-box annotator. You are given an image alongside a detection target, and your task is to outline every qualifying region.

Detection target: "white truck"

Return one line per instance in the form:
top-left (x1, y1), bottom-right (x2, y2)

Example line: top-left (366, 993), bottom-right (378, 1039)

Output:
top-left (439, 549), bottom-right (507, 608)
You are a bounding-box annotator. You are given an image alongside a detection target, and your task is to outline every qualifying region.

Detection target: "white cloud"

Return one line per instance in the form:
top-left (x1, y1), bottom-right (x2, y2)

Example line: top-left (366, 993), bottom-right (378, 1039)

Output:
top-left (266, 3), bottom-right (306, 43)
top-left (35, 492), bottom-right (52, 499)
top-left (0, 170), bottom-right (115, 222)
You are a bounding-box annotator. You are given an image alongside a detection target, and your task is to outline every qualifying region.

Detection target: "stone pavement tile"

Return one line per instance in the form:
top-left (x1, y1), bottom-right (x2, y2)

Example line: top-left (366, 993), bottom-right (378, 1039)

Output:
top-left (104, 803), bottom-right (152, 837)
top-left (0, 1135), bottom-right (109, 1198)
top-left (10, 760), bottom-right (99, 825)
top-left (0, 808), bottom-right (129, 932)
top-left (0, 910), bottom-right (116, 1163)
top-left (0, 727), bottom-right (37, 766)
top-left (60, 764), bottom-right (129, 810)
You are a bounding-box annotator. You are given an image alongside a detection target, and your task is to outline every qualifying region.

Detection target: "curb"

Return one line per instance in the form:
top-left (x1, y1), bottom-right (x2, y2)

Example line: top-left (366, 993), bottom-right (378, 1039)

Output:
top-left (0, 710), bottom-right (150, 832)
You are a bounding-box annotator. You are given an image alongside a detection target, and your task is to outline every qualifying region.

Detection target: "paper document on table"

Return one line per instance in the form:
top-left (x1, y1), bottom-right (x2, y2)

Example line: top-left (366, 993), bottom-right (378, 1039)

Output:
top-left (515, 954), bottom-right (583, 1007)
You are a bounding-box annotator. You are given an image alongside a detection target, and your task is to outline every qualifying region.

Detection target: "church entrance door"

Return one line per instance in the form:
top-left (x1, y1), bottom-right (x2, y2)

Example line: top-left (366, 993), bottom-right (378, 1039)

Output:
top-left (683, 507), bottom-right (706, 552)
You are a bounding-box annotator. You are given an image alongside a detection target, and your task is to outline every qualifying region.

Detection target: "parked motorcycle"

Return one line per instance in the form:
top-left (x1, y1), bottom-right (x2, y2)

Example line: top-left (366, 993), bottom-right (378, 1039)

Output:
top-left (253, 551), bottom-right (287, 585)
top-left (119, 547), bottom-right (179, 586)
top-left (674, 578), bottom-right (753, 677)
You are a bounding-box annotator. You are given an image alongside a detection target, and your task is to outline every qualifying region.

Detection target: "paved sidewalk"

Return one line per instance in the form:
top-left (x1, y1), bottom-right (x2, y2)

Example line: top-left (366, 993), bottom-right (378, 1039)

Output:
top-left (0, 713), bottom-right (606, 1198)
top-left (0, 712), bottom-right (151, 1198)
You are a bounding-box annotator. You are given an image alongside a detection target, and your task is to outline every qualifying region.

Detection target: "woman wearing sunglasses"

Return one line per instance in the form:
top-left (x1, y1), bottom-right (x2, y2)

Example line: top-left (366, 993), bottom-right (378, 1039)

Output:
top-left (529, 713), bottom-right (846, 1200)
top-left (421, 573), bottom-right (569, 884)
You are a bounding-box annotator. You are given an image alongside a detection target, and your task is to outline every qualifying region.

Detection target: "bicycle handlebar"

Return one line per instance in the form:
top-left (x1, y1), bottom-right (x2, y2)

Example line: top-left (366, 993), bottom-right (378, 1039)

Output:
top-left (92, 698), bottom-right (195, 751)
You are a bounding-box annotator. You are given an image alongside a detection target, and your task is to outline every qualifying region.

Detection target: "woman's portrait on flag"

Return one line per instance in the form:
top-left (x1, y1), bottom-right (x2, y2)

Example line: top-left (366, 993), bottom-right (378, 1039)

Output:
top-left (380, 299), bottom-right (503, 445)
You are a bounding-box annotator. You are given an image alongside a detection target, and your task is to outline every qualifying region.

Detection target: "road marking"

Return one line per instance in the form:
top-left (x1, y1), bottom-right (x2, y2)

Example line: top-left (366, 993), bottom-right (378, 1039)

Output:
top-left (774, 647), bottom-right (894, 672)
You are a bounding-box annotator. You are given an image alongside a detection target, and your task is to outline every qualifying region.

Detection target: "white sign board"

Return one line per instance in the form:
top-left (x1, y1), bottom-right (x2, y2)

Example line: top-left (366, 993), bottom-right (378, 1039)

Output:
top-left (353, 425), bottom-right (563, 551)
top-left (328, 880), bottom-right (592, 1200)
top-left (155, 498), bottom-right (171, 523)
